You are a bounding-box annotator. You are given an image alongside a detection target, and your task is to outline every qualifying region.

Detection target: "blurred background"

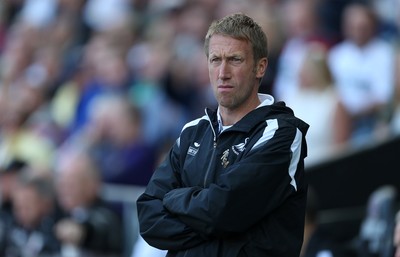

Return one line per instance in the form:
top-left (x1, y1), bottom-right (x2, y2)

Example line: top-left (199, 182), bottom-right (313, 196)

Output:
top-left (0, 0), bottom-right (399, 256)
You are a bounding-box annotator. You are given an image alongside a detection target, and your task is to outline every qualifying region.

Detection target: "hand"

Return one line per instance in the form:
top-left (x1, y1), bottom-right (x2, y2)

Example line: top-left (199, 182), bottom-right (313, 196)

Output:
top-left (55, 218), bottom-right (85, 246)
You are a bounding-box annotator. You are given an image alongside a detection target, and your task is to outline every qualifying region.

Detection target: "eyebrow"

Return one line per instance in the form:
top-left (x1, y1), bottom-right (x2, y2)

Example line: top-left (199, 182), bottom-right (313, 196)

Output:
top-left (209, 52), bottom-right (244, 58)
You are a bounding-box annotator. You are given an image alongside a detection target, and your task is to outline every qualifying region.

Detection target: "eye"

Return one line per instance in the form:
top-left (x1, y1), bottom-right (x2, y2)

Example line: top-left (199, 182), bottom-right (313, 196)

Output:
top-left (209, 57), bottom-right (221, 65)
top-left (230, 56), bottom-right (242, 64)
top-left (210, 57), bottom-right (220, 63)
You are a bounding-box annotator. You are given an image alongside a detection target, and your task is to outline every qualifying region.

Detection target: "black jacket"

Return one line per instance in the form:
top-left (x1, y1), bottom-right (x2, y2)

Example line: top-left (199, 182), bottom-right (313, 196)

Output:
top-left (60, 198), bottom-right (124, 256)
top-left (137, 96), bottom-right (309, 257)
top-left (0, 210), bottom-right (60, 257)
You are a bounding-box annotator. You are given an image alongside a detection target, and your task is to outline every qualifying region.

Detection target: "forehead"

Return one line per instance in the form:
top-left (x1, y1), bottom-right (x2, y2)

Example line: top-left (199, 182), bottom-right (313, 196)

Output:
top-left (208, 34), bottom-right (251, 56)
top-left (14, 185), bottom-right (39, 200)
top-left (345, 7), bottom-right (371, 25)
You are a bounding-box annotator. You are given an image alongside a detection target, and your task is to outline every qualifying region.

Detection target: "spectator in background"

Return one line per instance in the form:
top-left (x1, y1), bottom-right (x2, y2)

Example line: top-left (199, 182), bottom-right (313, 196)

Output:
top-left (81, 94), bottom-right (156, 186)
top-left (162, 1), bottom-right (213, 120)
top-left (285, 43), bottom-right (351, 167)
top-left (68, 31), bottom-right (133, 136)
top-left (356, 185), bottom-right (397, 257)
top-left (0, 21), bottom-right (58, 171)
top-left (273, 0), bottom-right (331, 102)
top-left (0, 170), bottom-right (60, 256)
top-left (127, 15), bottom-right (193, 148)
top-left (0, 86), bottom-right (55, 171)
top-left (54, 149), bottom-right (123, 256)
top-left (328, 3), bottom-right (396, 147)
top-left (127, 40), bottom-right (185, 148)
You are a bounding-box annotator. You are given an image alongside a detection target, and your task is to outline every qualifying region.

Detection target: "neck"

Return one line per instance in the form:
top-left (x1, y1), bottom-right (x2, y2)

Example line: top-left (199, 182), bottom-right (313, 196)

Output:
top-left (219, 94), bottom-right (260, 126)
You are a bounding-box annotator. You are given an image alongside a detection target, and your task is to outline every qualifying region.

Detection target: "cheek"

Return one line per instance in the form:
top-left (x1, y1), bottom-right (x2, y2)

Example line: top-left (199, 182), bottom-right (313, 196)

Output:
top-left (16, 201), bottom-right (38, 223)
top-left (208, 66), bottom-right (216, 79)
top-left (208, 68), bottom-right (219, 89)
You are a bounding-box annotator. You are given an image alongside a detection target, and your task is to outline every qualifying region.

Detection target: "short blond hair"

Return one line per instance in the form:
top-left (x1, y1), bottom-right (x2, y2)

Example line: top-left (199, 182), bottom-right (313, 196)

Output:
top-left (204, 13), bottom-right (268, 63)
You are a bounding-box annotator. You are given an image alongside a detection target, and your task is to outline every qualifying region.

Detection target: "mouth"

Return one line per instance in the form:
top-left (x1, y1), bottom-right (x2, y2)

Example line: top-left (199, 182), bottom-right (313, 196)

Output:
top-left (218, 85), bottom-right (233, 94)
top-left (218, 85), bottom-right (234, 92)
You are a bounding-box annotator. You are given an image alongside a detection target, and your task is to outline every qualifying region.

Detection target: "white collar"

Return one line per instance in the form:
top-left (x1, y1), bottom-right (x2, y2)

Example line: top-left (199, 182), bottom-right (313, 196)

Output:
top-left (257, 93), bottom-right (275, 108)
top-left (217, 93), bottom-right (274, 132)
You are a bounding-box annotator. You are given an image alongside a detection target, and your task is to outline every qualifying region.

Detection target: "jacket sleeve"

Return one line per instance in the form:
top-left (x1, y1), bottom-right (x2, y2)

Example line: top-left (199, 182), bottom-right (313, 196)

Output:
top-left (136, 140), bottom-right (205, 251)
top-left (162, 122), bottom-right (307, 236)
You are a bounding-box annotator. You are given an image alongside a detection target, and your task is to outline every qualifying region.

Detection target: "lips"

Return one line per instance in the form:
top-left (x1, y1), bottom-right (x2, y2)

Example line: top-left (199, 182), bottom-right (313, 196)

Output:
top-left (218, 86), bottom-right (234, 94)
top-left (218, 85), bottom-right (233, 91)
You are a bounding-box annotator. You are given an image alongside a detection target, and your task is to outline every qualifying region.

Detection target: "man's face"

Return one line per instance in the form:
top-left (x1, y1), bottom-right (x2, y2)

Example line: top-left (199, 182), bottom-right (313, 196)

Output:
top-left (344, 8), bottom-right (374, 46)
top-left (56, 165), bottom-right (91, 211)
top-left (56, 171), bottom-right (86, 212)
top-left (13, 186), bottom-right (47, 229)
top-left (208, 34), bottom-right (265, 111)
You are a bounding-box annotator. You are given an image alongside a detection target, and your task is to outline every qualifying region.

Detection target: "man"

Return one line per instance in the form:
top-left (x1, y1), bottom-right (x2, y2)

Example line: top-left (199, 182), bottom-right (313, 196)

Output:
top-left (1, 171), bottom-right (60, 256)
top-left (328, 3), bottom-right (396, 146)
top-left (137, 13), bottom-right (309, 257)
top-left (54, 150), bottom-right (124, 256)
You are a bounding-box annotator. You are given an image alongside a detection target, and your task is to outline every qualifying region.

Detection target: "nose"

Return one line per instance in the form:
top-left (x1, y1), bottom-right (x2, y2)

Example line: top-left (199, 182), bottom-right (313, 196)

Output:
top-left (218, 60), bottom-right (230, 80)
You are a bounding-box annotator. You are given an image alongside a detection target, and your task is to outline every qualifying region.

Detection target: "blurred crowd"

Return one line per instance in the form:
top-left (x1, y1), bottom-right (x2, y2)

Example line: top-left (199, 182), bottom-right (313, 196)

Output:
top-left (0, 0), bottom-right (400, 256)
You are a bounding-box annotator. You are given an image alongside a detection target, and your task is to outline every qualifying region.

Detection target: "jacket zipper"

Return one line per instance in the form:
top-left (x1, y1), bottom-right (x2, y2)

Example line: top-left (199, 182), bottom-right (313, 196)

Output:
top-left (203, 117), bottom-right (218, 187)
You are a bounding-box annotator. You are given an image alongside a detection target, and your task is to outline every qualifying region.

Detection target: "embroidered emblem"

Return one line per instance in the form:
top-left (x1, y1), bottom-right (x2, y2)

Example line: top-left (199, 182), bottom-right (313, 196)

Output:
top-left (221, 149), bottom-right (230, 168)
top-left (232, 137), bottom-right (249, 155)
top-left (188, 146), bottom-right (198, 156)
top-left (188, 141), bottom-right (201, 156)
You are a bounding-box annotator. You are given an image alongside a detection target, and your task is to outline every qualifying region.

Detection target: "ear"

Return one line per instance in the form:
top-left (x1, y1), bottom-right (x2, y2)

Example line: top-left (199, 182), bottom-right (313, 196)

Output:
top-left (256, 58), bottom-right (268, 79)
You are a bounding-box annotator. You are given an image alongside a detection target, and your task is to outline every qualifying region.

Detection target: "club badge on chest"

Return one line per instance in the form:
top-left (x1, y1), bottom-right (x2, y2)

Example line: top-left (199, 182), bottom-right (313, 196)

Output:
top-left (221, 149), bottom-right (230, 168)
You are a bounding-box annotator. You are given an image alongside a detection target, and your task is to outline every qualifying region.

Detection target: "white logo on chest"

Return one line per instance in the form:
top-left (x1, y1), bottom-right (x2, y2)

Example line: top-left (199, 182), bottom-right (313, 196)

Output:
top-left (188, 142), bottom-right (200, 156)
top-left (232, 137), bottom-right (249, 155)
top-left (221, 149), bottom-right (230, 168)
